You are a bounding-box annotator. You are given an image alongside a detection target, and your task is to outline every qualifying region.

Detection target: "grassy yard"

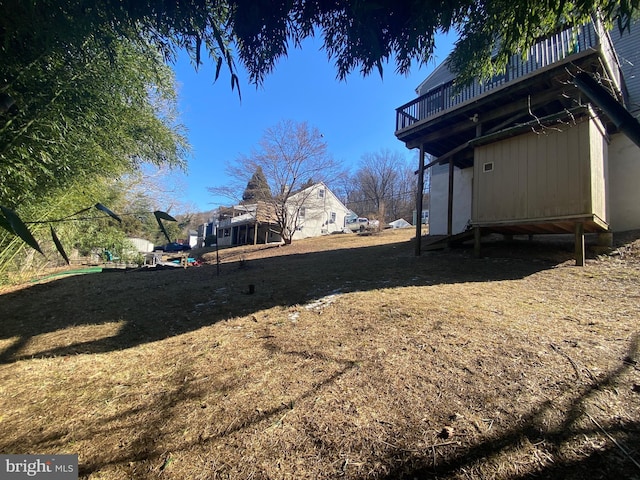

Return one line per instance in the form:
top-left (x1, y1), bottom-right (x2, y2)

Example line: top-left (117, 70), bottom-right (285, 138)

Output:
top-left (0, 229), bottom-right (639, 479)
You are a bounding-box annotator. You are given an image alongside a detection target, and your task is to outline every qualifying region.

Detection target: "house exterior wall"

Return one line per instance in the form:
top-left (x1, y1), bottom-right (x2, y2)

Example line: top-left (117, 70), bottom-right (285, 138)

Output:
top-left (217, 212), bottom-right (253, 247)
top-left (198, 222), bottom-right (218, 247)
top-left (216, 225), bottom-right (234, 247)
top-left (290, 183), bottom-right (350, 240)
top-left (472, 117), bottom-right (608, 225)
top-left (610, 20), bottom-right (640, 115)
top-left (429, 162), bottom-right (473, 235)
top-left (608, 133), bottom-right (640, 231)
top-left (216, 183), bottom-right (349, 246)
top-left (127, 237), bottom-right (154, 253)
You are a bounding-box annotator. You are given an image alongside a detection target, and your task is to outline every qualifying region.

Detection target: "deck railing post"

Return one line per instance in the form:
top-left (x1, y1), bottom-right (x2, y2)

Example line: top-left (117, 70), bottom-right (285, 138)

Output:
top-left (447, 157), bottom-right (454, 236)
top-left (415, 145), bottom-right (425, 256)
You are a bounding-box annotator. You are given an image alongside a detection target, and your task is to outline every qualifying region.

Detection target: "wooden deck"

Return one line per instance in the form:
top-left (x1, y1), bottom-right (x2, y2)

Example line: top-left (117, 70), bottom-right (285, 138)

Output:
top-left (395, 20), bottom-right (625, 161)
top-left (396, 21), bottom-right (622, 134)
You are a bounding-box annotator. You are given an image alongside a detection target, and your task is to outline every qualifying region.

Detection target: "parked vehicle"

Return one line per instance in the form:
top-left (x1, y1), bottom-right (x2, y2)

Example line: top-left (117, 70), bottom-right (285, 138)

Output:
top-left (346, 217), bottom-right (369, 232)
top-left (155, 242), bottom-right (191, 252)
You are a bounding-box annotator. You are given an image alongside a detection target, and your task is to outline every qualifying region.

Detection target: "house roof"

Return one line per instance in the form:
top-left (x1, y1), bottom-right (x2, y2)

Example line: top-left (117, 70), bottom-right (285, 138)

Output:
top-left (219, 201), bottom-right (278, 225)
top-left (288, 182), bottom-right (350, 212)
top-left (415, 60), bottom-right (455, 96)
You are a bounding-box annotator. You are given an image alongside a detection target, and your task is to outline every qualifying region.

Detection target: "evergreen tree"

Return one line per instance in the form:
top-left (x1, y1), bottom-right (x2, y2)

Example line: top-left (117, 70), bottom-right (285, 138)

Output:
top-left (242, 167), bottom-right (272, 202)
top-left (2, 1), bottom-right (636, 95)
top-left (299, 178), bottom-right (315, 191)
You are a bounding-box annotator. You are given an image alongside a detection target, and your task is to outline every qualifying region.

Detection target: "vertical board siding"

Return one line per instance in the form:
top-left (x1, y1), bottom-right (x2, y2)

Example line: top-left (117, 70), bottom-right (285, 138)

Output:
top-left (517, 132), bottom-right (528, 215)
top-left (589, 120), bottom-right (607, 221)
top-left (473, 119), bottom-right (606, 224)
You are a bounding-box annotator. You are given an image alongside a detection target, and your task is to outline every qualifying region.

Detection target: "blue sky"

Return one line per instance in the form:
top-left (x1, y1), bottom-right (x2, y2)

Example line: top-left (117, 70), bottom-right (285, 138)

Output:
top-left (171, 32), bottom-right (456, 213)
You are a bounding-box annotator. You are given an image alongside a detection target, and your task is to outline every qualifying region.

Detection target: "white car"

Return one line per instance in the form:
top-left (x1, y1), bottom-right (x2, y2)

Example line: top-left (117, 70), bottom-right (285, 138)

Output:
top-left (346, 217), bottom-right (369, 232)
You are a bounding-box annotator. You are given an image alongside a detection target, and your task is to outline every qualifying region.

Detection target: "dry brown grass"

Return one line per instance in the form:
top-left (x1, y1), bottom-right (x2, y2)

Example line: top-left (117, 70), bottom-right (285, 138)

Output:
top-left (1, 228), bottom-right (639, 479)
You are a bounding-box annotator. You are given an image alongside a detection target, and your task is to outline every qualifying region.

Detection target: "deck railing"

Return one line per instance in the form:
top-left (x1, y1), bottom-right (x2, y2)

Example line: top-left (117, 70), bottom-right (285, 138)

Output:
top-left (396, 21), bottom-right (622, 131)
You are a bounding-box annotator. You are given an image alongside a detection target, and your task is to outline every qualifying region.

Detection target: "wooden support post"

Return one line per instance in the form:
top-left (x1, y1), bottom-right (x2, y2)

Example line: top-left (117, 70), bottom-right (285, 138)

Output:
top-left (415, 145), bottom-right (425, 256)
top-left (474, 227), bottom-right (482, 258)
top-left (447, 157), bottom-right (454, 236)
top-left (253, 222), bottom-right (258, 245)
top-left (575, 222), bottom-right (585, 266)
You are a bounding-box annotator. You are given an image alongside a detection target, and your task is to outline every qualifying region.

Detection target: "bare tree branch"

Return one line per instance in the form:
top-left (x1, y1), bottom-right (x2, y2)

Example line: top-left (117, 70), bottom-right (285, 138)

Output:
top-left (209, 120), bottom-right (338, 244)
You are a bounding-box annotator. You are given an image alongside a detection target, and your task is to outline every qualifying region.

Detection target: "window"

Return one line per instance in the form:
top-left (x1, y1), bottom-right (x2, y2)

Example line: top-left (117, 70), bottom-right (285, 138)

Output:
top-left (330, 212), bottom-right (336, 224)
top-left (299, 207), bottom-right (305, 218)
top-left (318, 188), bottom-right (325, 198)
top-left (483, 162), bottom-right (494, 173)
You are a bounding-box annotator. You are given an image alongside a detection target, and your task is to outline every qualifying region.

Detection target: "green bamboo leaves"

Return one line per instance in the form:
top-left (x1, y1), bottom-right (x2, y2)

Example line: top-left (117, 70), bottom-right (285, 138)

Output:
top-left (0, 212), bottom-right (12, 235)
top-left (0, 203), bottom-right (138, 264)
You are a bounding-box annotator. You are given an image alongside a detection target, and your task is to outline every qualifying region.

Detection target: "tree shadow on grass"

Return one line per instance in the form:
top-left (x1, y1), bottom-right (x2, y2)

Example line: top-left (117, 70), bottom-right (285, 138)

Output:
top-left (0, 238), bottom-right (557, 364)
top-left (0, 339), bottom-right (360, 478)
top-left (375, 334), bottom-right (640, 479)
top-left (3, 327), bottom-right (635, 478)
top-left (0, 235), bottom-right (637, 478)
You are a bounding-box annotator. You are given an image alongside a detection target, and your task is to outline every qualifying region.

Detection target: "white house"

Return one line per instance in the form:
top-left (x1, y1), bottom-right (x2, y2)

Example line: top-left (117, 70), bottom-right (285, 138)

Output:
top-left (216, 182), bottom-right (350, 247)
top-left (395, 17), bottom-right (640, 264)
top-left (288, 182), bottom-right (351, 240)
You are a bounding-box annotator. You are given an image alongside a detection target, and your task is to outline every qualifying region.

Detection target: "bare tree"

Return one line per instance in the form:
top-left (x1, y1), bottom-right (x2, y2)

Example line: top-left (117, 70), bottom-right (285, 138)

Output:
top-left (210, 120), bottom-right (338, 244)
top-left (347, 150), bottom-right (416, 223)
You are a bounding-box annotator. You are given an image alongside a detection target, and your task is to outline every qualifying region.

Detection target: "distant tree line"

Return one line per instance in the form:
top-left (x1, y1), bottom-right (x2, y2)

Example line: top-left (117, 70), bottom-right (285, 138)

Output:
top-left (212, 119), bottom-right (424, 232)
top-left (338, 150), bottom-right (422, 224)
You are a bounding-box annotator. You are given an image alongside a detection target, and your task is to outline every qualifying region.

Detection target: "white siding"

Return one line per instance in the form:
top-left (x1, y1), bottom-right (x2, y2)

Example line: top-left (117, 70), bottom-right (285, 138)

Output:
top-left (127, 237), bottom-right (154, 253)
top-left (608, 133), bottom-right (640, 231)
top-left (429, 163), bottom-right (473, 235)
top-left (611, 19), bottom-right (640, 115)
top-left (289, 183), bottom-right (351, 240)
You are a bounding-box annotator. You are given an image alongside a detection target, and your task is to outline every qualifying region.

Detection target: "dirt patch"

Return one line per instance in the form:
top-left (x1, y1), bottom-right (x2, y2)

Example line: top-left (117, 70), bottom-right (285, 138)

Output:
top-left (0, 229), bottom-right (639, 479)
